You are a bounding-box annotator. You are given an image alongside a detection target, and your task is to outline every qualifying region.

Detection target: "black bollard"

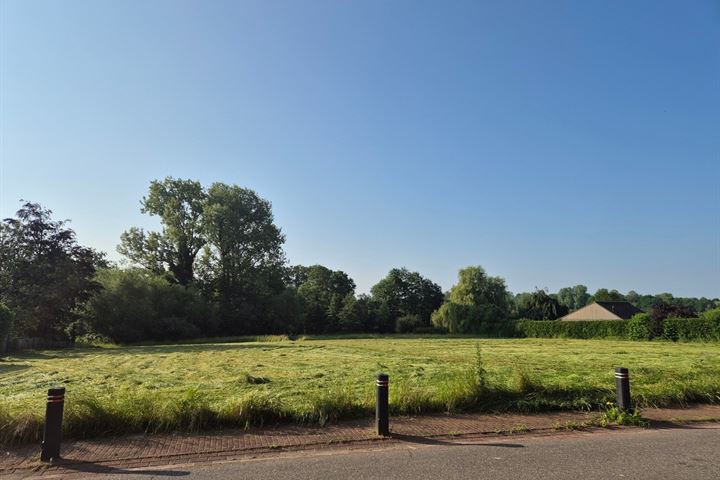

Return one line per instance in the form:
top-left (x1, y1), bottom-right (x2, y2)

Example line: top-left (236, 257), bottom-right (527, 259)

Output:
top-left (40, 387), bottom-right (65, 462)
top-left (615, 367), bottom-right (631, 411)
top-left (375, 373), bottom-right (389, 436)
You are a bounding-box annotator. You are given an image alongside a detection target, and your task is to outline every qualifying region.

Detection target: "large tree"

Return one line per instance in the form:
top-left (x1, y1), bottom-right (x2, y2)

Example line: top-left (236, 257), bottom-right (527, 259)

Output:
top-left (0, 202), bottom-right (104, 339)
top-left (589, 288), bottom-right (625, 303)
top-left (295, 265), bottom-right (356, 333)
top-left (118, 177), bottom-right (206, 285)
top-left (516, 289), bottom-right (568, 320)
top-left (370, 268), bottom-right (444, 331)
top-left (431, 266), bottom-right (510, 333)
top-left (202, 183), bottom-right (286, 333)
top-left (556, 285), bottom-right (590, 311)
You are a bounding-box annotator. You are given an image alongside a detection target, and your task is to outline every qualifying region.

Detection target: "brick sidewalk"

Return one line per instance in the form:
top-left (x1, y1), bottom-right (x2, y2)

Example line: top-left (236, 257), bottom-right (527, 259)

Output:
top-left (2, 405), bottom-right (719, 477)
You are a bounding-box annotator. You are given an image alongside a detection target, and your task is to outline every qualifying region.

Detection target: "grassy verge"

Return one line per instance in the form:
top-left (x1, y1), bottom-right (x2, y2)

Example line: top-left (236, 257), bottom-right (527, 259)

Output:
top-left (1, 337), bottom-right (718, 446)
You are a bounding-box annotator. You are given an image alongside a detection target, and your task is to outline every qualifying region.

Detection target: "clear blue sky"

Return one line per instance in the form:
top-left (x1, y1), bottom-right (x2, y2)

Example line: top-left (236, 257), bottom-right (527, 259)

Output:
top-left (1, 0), bottom-right (718, 297)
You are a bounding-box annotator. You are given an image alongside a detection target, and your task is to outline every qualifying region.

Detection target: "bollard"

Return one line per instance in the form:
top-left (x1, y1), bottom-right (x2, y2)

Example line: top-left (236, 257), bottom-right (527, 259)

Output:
top-left (40, 387), bottom-right (65, 462)
top-left (615, 367), bottom-right (631, 412)
top-left (375, 373), bottom-right (389, 436)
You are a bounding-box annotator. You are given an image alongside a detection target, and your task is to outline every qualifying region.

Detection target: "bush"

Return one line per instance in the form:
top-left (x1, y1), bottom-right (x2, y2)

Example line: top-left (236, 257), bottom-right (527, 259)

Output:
top-left (702, 308), bottom-right (720, 329)
top-left (83, 268), bottom-right (217, 343)
top-left (663, 316), bottom-right (717, 342)
top-left (627, 313), bottom-right (657, 340)
top-left (395, 314), bottom-right (424, 333)
top-left (514, 320), bottom-right (628, 339)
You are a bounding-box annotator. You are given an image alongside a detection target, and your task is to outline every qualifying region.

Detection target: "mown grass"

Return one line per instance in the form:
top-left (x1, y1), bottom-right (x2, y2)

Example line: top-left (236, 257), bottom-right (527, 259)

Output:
top-left (1, 336), bottom-right (719, 445)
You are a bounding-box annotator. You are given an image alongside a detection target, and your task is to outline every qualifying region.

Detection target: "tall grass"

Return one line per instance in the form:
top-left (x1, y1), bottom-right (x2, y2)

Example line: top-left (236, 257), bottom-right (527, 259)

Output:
top-left (2, 337), bottom-right (719, 446)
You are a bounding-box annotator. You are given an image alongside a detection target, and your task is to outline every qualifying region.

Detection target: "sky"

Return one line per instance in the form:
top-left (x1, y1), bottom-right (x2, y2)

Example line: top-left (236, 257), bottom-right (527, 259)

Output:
top-left (1, 0), bottom-right (718, 297)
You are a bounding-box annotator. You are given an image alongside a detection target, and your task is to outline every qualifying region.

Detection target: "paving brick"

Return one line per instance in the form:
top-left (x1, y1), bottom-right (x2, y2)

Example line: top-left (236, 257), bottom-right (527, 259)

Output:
top-left (2, 405), bottom-right (718, 478)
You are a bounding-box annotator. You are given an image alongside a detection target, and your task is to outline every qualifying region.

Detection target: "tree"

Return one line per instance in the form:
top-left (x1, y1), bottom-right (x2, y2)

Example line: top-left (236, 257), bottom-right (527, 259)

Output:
top-left (0, 302), bottom-right (13, 351)
top-left (649, 301), bottom-right (696, 323)
top-left (83, 268), bottom-right (215, 343)
top-left (516, 289), bottom-right (568, 320)
top-left (589, 288), bottom-right (625, 303)
top-left (118, 177), bottom-right (206, 285)
top-left (431, 266), bottom-right (510, 333)
top-left (557, 285), bottom-right (590, 311)
top-left (0, 202), bottom-right (104, 339)
top-left (338, 294), bottom-right (372, 333)
top-left (202, 183), bottom-right (286, 333)
top-left (370, 268), bottom-right (444, 331)
top-left (294, 265), bottom-right (356, 333)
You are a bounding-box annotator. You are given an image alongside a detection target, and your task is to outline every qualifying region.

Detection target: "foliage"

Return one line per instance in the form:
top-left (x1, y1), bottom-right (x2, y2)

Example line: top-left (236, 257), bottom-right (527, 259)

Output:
top-left (515, 289), bottom-right (568, 320)
top-left (395, 314), bottom-right (424, 333)
top-left (588, 288), bottom-right (625, 303)
top-left (0, 202), bottom-right (104, 339)
top-left (118, 178), bottom-right (207, 285)
top-left (598, 404), bottom-right (648, 427)
top-left (649, 301), bottom-right (696, 324)
top-left (370, 268), bottom-right (443, 332)
top-left (1, 337), bottom-right (718, 445)
top-left (662, 316), bottom-right (718, 342)
top-left (625, 291), bottom-right (717, 314)
top-left (0, 303), bottom-right (14, 347)
top-left (703, 308), bottom-right (720, 327)
top-left (432, 266), bottom-right (511, 334)
top-left (556, 285), bottom-right (590, 311)
top-left (83, 268), bottom-right (216, 343)
top-left (627, 313), bottom-right (657, 341)
top-left (202, 182), bottom-right (286, 334)
top-left (514, 320), bottom-right (628, 339)
top-left (337, 294), bottom-right (373, 333)
top-left (295, 265), bottom-right (355, 333)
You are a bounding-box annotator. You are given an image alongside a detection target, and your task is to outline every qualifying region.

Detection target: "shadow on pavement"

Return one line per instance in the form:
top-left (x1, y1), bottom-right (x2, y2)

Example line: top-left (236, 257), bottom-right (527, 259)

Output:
top-left (392, 433), bottom-right (525, 448)
top-left (57, 460), bottom-right (190, 476)
top-left (647, 420), bottom-right (720, 430)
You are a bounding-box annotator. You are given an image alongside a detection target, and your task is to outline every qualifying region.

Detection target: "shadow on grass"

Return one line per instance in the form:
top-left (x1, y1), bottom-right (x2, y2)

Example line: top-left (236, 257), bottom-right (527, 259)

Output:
top-left (0, 363), bottom-right (31, 374)
top-left (9, 342), bottom-right (299, 360)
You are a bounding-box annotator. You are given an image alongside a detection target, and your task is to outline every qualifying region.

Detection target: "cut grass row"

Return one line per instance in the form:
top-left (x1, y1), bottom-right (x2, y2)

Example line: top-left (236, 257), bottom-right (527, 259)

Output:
top-left (1, 336), bottom-right (719, 446)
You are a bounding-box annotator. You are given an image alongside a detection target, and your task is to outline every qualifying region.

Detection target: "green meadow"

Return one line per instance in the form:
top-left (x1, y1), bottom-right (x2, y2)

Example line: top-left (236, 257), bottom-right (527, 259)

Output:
top-left (1, 336), bottom-right (719, 445)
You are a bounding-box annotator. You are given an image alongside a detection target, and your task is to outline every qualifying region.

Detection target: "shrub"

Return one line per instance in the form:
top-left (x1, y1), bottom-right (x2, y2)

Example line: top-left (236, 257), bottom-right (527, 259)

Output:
top-left (649, 302), bottom-right (696, 324)
top-left (627, 313), bottom-right (656, 340)
top-left (514, 320), bottom-right (628, 339)
top-left (395, 314), bottom-right (424, 333)
top-left (83, 268), bottom-right (216, 343)
top-left (702, 308), bottom-right (720, 331)
top-left (663, 317), bottom-right (717, 342)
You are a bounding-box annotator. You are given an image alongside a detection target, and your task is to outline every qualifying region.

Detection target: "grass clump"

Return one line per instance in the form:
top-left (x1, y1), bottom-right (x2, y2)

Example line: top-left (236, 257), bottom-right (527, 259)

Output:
top-left (597, 403), bottom-right (648, 427)
top-left (244, 374), bottom-right (271, 385)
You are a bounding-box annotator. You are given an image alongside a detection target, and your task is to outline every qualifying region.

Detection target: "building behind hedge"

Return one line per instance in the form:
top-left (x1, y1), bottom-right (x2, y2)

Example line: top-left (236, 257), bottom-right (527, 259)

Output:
top-left (561, 301), bottom-right (642, 321)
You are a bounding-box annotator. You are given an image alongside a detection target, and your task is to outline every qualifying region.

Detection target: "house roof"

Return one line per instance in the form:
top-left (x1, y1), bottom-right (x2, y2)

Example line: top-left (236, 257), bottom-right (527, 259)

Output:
top-left (594, 301), bottom-right (643, 319)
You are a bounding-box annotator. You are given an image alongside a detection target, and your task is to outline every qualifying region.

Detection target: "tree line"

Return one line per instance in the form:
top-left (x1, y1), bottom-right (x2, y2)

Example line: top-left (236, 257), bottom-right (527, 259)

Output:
top-left (1, 178), bottom-right (717, 344)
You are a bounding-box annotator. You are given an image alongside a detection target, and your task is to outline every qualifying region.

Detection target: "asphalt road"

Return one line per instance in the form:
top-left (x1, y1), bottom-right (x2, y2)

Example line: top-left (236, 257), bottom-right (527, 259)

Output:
top-left (32, 424), bottom-right (720, 479)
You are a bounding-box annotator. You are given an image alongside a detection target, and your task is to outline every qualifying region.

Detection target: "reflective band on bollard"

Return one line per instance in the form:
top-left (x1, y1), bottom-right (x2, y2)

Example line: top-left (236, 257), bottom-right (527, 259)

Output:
top-left (615, 367), bottom-right (631, 412)
top-left (41, 387), bottom-right (65, 462)
top-left (376, 373), bottom-right (389, 436)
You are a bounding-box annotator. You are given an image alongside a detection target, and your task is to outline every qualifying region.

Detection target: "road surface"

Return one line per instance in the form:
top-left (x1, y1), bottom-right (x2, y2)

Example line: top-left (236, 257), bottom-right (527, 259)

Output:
top-left (25, 424), bottom-right (720, 479)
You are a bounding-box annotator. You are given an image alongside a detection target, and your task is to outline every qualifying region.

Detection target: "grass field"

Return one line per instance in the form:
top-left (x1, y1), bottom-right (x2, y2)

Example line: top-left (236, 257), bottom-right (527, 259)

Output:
top-left (1, 336), bottom-right (719, 445)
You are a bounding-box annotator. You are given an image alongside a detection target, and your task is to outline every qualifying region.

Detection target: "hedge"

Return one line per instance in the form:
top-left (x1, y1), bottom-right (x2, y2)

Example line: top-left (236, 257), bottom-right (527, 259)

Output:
top-left (663, 316), bottom-right (719, 342)
top-left (513, 320), bottom-right (628, 339)
top-left (512, 308), bottom-right (720, 341)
